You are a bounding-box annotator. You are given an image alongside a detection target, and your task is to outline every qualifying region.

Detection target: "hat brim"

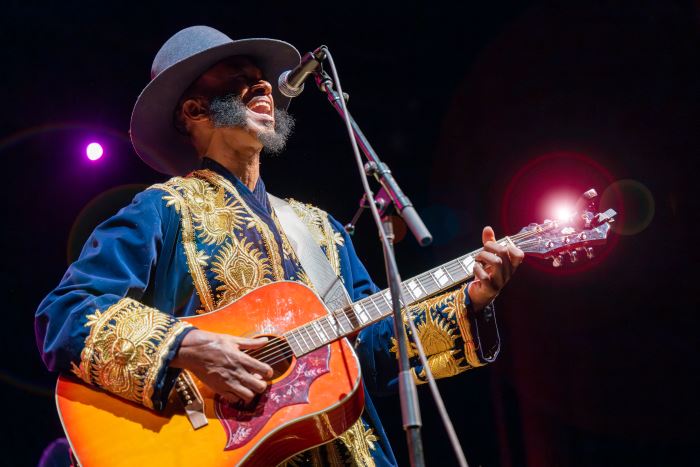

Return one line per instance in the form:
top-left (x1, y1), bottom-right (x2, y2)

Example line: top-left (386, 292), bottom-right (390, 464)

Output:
top-left (130, 38), bottom-right (300, 176)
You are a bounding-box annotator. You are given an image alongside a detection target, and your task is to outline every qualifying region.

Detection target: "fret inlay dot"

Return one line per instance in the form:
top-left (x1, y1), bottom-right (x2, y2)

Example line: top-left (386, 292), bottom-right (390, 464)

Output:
top-left (463, 256), bottom-right (475, 274)
top-left (433, 268), bottom-right (449, 286)
top-left (408, 280), bottom-right (423, 298)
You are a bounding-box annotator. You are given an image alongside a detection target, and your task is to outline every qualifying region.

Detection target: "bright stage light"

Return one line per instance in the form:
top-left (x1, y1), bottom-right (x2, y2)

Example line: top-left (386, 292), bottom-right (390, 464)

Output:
top-left (554, 205), bottom-right (576, 222)
top-left (86, 142), bottom-right (103, 161)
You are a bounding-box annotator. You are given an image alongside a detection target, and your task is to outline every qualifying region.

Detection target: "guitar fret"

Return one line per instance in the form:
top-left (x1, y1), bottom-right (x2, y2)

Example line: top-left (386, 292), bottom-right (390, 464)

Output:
top-left (353, 302), bottom-right (371, 324)
top-left (339, 306), bottom-right (354, 330)
top-left (293, 329), bottom-right (309, 352)
top-left (462, 255), bottom-right (476, 276)
top-left (313, 320), bottom-right (329, 343)
top-left (304, 323), bottom-right (321, 348)
top-left (386, 292), bottom-right (394, 308)
top-left (322, 319), bottom-right (335, 340)
top-left (456, 257), bottom-right (469, 274)
top-left (301, 326), bottom-right (316, 349)
top-left (345, 305), bottom-right (362, 329)
top-left (418, 273), bottom-right (434, 295)
top-left (450, 260), bottom-right (467, 280)
top-left (325, 315), bottom-right (340, 338)
top-left (416, 273), bottom-right (435, 295)
top-left (447, 261), bottom-right (465, 280)
top-left (286, 331), bottom-right (303, 355)
top-left (431, 267), bottom-right (450, 287)
top-left (381, 292), bottom-right (392, 310)
top-left (402, 283), bottom-right (415, 301)
top-left (406, 279), bottom-right (424, 301)
top-left (335, 308), bottom-right (352, 334)
top-left (366, 296), bottom-right (383, 316)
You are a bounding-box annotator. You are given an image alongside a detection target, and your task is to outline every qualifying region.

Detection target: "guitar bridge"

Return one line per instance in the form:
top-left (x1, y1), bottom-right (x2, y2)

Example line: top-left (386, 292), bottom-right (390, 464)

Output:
top-left (175, 371), bottom-right (208, 430)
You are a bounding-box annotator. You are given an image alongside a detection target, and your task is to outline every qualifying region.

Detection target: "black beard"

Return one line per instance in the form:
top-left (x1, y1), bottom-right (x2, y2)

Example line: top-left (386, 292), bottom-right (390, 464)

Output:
top-left (208, 94), bottom-right (295, 154)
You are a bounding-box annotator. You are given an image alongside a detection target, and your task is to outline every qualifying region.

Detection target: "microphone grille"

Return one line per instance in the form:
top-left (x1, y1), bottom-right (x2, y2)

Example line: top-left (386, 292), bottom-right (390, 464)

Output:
top-left (278, 70), bottom-right (305, 98)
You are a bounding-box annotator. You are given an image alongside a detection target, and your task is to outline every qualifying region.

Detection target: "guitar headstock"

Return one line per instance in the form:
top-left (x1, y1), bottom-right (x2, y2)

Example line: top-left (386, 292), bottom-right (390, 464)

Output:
top-left (511, 189), bottom-right (617, 267)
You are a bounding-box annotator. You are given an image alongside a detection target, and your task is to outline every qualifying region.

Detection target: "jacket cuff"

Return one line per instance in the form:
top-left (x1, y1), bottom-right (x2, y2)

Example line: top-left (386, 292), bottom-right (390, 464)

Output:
top-left (457, 283), bottom-right (500, 364)
top-left (70, 298), bottom-right (193, 410)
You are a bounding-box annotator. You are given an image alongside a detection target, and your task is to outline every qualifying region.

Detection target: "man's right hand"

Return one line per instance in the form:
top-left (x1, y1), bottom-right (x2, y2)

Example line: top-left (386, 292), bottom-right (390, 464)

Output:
top-left (171, 329), bottom-right (273, 404)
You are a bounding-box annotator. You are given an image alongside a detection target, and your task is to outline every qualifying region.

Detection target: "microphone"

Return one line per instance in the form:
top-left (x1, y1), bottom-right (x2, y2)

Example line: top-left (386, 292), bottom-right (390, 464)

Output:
top-left (278, 46), bottom-right (327, 98)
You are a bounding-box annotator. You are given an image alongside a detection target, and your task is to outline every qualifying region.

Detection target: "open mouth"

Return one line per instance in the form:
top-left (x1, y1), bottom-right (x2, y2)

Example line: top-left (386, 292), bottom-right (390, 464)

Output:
top-left (247, 97), bottom-right (273, 116)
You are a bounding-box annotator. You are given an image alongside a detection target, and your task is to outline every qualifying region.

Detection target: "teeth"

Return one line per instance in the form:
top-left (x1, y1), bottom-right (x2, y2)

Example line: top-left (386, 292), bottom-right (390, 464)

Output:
top-left (248, 101), bottom-right (271, 112)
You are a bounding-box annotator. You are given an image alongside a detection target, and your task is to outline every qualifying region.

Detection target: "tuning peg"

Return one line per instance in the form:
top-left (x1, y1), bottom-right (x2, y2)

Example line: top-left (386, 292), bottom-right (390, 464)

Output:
top-left (583, 189), bottom-right (598, 199)
top-left (585, 247), bottom-right (594, 259)
top-left (569, 250), bottom-right (578, 263)
top-left (552, 255), bottom-right (563, 267)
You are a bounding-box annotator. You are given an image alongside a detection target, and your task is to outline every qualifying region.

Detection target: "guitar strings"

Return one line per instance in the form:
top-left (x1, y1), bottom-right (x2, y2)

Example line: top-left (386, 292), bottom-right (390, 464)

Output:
top-left (242, 226), bottom-right (559, 366)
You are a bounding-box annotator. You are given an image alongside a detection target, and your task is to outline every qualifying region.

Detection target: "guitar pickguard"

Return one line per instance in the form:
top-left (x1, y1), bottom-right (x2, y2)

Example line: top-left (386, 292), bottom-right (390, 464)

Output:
top-left (214, 346), bottom-right (331, 451)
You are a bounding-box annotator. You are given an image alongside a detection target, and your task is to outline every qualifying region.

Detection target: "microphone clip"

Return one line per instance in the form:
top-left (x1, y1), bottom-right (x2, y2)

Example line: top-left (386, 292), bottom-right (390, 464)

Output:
top-left (278, 46), bottom-right (328, 98)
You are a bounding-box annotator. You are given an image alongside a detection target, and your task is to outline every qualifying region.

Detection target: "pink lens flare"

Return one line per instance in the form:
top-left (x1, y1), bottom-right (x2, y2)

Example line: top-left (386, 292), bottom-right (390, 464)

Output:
top-left (86, 142), bottom-right (103, 161)
top-left (554, 205), bottom-right (576, 222)
top-left (500, 152), bottom-right (620, 275)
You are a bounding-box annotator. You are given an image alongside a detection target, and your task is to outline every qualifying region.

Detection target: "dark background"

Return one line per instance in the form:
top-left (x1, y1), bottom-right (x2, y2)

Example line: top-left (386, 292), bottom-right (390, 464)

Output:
top-left (1, 1), bottom-right (698, 465)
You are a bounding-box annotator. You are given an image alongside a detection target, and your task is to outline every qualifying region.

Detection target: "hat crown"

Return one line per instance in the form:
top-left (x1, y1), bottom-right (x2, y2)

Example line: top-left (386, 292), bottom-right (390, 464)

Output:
top-left (151, 26), bottom-right (233, 79)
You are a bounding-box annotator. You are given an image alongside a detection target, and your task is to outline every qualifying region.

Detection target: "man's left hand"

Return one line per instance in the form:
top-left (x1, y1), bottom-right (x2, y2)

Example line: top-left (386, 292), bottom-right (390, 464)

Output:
top-left (468, 226), bottom-right (524, 312)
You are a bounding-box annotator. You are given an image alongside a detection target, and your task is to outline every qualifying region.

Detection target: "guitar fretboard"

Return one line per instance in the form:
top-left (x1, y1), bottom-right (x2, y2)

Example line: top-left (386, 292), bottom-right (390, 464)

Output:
top-left (283, 239), bottom-right (510, 357)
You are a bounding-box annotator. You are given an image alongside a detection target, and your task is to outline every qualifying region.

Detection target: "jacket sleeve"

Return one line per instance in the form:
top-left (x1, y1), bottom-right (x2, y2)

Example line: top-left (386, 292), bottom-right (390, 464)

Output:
top-left (34, 188), bottom-right (193, 410)
top-left (327, 215), bottom-right (500, 396)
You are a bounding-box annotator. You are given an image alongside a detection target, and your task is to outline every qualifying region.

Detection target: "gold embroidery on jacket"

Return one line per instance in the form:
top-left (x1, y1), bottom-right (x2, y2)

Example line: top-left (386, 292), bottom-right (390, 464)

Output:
top-left (71, 298), bottom-right (191, 409)
top-left (277, 418), bottom-right (377, 467)
top-left (211, 236), bottom-right (273, 305)
top-left (152, 181), bottom-right (216, 312)
top-left (412, 293), bottom-right (459, 355)
top-left (390, 289), bottom-right (471, 383)
top-left (415, 350), bottom-right (467, 382)
top-left (454, 285), bottom-right (485, 367)
top-left (288, 199), bottom-right (345, 276)
top-left (196, 170), bottom-right (286, 282)
top-left (181, 178), bottom-right (248, 245)
top-left (336, 419), bottom-right (378, 466)
top-left (152, 172), bottom-right (284, 311)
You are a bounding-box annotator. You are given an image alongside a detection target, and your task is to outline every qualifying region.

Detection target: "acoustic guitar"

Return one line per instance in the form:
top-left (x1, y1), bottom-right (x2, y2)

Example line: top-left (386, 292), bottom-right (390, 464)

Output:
top-left (56, 193), bottom-right (616, 466)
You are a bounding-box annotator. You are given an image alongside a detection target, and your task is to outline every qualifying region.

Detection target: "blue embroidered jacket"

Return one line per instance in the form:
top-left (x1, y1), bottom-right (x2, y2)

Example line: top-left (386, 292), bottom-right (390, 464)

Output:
top-left (35, 158), bottom-right (500, 466)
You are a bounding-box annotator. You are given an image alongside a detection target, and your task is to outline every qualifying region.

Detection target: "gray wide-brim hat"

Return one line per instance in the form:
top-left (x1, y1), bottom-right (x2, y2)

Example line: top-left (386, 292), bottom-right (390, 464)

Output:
top-left (130, 26), bottom-right (301, 176)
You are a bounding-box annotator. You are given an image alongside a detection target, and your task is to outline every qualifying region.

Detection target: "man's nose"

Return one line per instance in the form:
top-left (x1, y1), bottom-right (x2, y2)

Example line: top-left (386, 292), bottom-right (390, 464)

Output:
top-left (249, 80), bottom-right (272, 96)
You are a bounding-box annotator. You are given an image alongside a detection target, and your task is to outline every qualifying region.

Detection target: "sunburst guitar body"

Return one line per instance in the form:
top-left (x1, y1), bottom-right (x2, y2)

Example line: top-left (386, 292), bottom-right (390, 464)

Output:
top-left (56, 282), bottom-right (365, 466)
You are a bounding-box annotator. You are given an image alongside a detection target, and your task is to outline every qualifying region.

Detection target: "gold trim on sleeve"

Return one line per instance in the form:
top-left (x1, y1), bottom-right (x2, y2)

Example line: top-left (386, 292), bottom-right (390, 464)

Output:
top-left (70, 298), bottom-right (192, 409)
top-left (391, 288), bottom-right (474, 383)
top-left (455, 285), bottom-right (485, 367)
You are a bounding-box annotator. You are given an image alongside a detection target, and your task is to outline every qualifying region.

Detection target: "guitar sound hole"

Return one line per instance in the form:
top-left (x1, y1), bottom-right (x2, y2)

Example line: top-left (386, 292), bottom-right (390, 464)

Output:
top-left (257, 335), bottom-right (293, 379)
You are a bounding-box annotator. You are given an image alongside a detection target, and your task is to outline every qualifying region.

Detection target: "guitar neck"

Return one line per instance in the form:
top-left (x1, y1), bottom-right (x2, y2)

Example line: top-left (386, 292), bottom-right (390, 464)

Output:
top-left (283, 237), bottom-right (514, 357)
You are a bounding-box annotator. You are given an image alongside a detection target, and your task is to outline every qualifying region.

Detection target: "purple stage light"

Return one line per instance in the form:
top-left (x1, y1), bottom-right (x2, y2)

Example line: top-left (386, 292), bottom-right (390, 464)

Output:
top-left (86, 142), bottom-right (103, 161)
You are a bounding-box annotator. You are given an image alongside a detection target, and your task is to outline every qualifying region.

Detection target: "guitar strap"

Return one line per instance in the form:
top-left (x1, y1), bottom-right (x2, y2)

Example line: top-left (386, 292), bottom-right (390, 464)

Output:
top-left (268, 195), bottom-right (352, 311)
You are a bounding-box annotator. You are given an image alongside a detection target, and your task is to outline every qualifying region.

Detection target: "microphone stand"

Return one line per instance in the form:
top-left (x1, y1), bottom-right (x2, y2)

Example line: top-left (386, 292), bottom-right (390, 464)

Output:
top-left (314, 69), bottom-right (430, 467)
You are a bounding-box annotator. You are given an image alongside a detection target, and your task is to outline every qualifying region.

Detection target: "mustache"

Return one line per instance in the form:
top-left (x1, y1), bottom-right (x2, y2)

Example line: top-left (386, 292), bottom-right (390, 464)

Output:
top-left (208, 94), bottom-right (295, 154)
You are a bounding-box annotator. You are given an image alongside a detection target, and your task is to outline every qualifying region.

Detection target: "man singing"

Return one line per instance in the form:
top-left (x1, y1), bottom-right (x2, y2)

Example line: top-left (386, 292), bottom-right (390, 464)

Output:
top-left (35, 26), bottom-right (523, 466)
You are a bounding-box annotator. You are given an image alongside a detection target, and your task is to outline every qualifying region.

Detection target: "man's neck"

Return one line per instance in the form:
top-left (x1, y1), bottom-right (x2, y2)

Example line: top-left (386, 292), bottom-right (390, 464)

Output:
top-left (202, 129), bottom-right (262, 190)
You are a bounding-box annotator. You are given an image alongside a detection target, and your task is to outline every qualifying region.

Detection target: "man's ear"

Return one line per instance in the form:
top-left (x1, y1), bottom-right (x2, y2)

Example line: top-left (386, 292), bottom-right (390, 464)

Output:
top-left (180, 98), bottom-right (209, 123)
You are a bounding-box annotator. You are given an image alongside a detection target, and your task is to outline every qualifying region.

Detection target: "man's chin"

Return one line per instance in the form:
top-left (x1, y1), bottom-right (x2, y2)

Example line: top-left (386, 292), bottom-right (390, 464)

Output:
top-left (246, 109), bottom-right (275, 127)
